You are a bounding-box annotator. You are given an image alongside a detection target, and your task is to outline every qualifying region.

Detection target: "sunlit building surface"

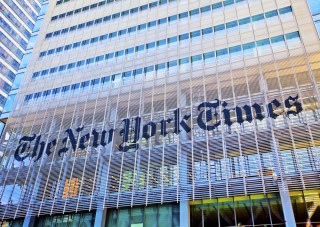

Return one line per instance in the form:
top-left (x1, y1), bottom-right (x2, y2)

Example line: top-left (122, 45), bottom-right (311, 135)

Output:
top-left (1, 0), bottom-right (320, 226)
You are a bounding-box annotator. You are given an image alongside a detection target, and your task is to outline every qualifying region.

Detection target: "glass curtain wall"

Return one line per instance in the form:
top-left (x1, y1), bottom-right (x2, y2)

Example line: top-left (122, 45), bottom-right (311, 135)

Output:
top-left (106, 203), bottom-right (180, 227)
top-left (290, 190), bottom-right (320, 227)
top-left (0, 218), bottom-right (23, 227)
top-left (190, 194), bottom-right (285, 227)
top-left (35, 211), bottom-right (95, 227)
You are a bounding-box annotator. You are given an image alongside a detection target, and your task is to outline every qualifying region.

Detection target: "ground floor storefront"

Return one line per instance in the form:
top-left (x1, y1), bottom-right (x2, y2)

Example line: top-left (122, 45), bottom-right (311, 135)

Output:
top-left (1, 190), bottom-right (320, 227)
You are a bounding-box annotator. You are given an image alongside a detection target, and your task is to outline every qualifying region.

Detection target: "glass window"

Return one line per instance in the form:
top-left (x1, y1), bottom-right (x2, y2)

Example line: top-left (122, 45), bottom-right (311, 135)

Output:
top-left (78, 23), bottom-right (86, 28)
top-left (158, 18), bottom-right (167, 25)
top-left (112, 73), bottom-right (121, 83)
top-left (179, 33), bottom-right (189, 41)
top-left (130, 7), bottom-right (139, 14)
top-left (149, 2), bottom-right (158, 8)
top-left (12, 73), bottom-right (23, 90)
top-left (136, 45), bottom-right (145, 52)
top-left (90, 37), bottom-right (99, 43)
top-left (148, 21), bottom-right (157, 28)
top-left (58, 65), bottom-right (66, 71)
top-left (285, 31), bottom-right (300, 40)
top-left (125, 47), bottom-right (134, 55)
top-left (214, 24), bottom-right (225, 32)
top-left (190, 30), bottom-right (201, 39)
top-left (90, 3), bottom-right (97, 8)
top-left (71, 83), bottom-right (80, 90)
top-left (146, 42), bottom-right (156, 49)
top-left (69, 25), bottom-right (77, 31)
top-left (144, 66), bottom-right (154, 73)
top-left (203, 51), bottom-right (215, 61)
top-left (86, 58), bottom-right (95, 64)
top-left (112, 13), bottom-right (120, 19)
top-left (43, 90), bottom-right (51, 96)
top-left (179, 12), bottom-right (188, 19)
top-left (101, 76), bottom-right (110, 85)
top-left (128, 26), bottom-right (137, 33)
top-left (252, 14), bottom-right (265, 22)
top-left (64, 44), bottom-right (72, 50)
top-left (279, 6), bottom-right (292, 14)
top-left (76, 60), bottom-right (85, 67)
top-left (122, 71), bottom-right (131, 79)
top-left (217, 48), bottom-right (228, 57)
top-left (169, 15), bottom-right (177, 22)
top-left (191, 54), bottom-right (202, 63)
top-left (74, 9), bottom-right (81, 14)
top-left (168, 36), bottom-right (177, 44)
top-left (179, 57), bottom-right (189, 65)
top-left (34, 92), bottom-right (42, 99)
top-left (73, 42), bottom-right (81, 48)
top-left (82, 6), bottom-right (89, 11)
top-left (159, 0), bottom-right (167, 4)
top-left (271, 35), bottom-right (285, 43)
top-left (82, 40), bottom-right (90, 46)
top-left (156, 63), bottom-right (166, 71)
top-left (45, 33), bottom-right (53, 39)
top-left (157, 39), bottom-right (166, 47)
top-left (308, 0), bottom-right (320, 15)
top-left (229, 45), bottom-right (242, 54)
top-left (243, 42), bottom-right (256, 50)
top-left (201, 5), bottom-right (211, 13)
top-left (53, 30), bottom-right (61, 36)
top-left (189, 9), bottom-right (200, 16)
top-left (20, 53), bottom-right (30, 69)
top-left (86, 21), bottom-right (94, 27)
top-left (106, 53), bottom-right (114, 60)
top-left (121, 10), bottom-right (129, 16)
top-left (138, 24), bottom-right (147, 31)
top-left (33, 18), bottom-right (43, 32)
top-left (239, 17), bottom-right (251, 25)
top-left (103, 16), bottom-right (111, 21)
top-left (224, 0), bottom-right (235, 6)
top-left (265, 10), bottom-right (278, 18)
top-left (133, 68), bottom-right (143, 76)
top-left (67, 63), bottom-right (75, 69)
top-left (109, 32), bottom-right (117, 38)
top-left (168, 60), bottom-right (177, 68)
top-left (226, 21), bottom-right (238, 29)
top-left (61, 85), bottom-right (70, 92)
top-left (140, 4), bottom-right (148, 11)
top-left (50, 67), bottom-right (58, 74)
top-left (81, 81), bottom-right (90, 88)
top-left (56, 47), bottom-right (63, 53)
top-left (202, 27), bottom-right (213, 35)
top-left (94, 18), bottom-right (102, 24)
top-left (100, 34), bottom-right (108, 41)
top-left (212, 2), bottom-right (223, 9)
top-left (25, 94), bottom-right (33, 101)
top-left (61, 28), bottom-right (69, 34)
top-left (115, 50), bottom-right (124, 57)
top-left (256, 38), bottom-right (270, 46)
top-left (91, 78), bottom-right (100, 86)
top-left (2, 94), bottom-right (16, 113)
top-left (95, 55), bottom-right (104, 62)
top-left (52, 87), bottom-right (61, 95)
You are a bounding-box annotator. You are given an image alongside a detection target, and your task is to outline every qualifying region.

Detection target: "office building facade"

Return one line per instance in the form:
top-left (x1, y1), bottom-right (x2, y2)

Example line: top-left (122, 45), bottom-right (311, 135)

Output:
top-left (0, 0), bottom-right (46, 127)
top-left (1, 0), bottom-right (320, 226)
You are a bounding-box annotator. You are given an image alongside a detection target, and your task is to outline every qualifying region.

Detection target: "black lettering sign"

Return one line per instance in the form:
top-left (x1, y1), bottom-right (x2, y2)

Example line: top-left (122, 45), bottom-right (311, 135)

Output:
top-left (13, 95), bottom-right (302, 162)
